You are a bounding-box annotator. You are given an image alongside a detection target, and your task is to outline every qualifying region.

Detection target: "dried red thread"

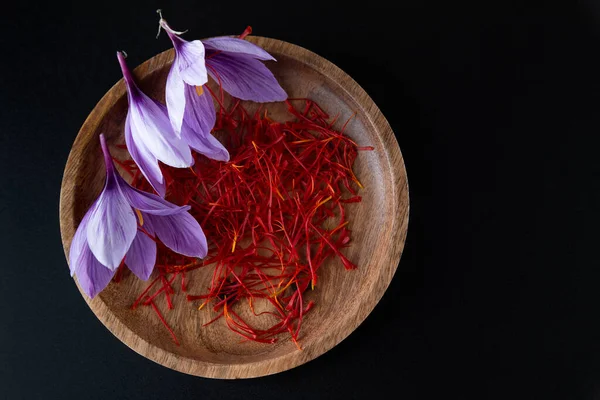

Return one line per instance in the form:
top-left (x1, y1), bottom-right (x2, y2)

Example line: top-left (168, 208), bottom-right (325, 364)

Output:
top-left (117, 97), bottom-right (372, 346)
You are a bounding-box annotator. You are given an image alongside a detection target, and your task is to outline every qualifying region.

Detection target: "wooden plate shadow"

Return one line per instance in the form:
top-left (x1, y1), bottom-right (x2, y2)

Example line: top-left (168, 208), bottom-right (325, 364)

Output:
top-left (59, 37), bottom-right (409, 379)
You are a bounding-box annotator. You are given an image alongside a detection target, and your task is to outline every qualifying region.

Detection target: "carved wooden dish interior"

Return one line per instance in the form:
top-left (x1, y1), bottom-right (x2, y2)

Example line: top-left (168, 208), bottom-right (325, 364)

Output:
top-left (59, 36), bottom-right (409, 379)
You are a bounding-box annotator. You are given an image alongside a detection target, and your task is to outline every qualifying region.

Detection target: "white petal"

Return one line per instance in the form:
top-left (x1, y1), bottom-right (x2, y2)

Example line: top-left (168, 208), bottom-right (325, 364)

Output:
top-left (165, 63), bottom-right (186, 136)
top-left (86, 185), bottom-right (137, 270)
top-left (175, 39), bottom-right (208, 86)
top-left (128, 93), bottom-right (193, 168)
top-left (124, 113), bottom-right (166, 197)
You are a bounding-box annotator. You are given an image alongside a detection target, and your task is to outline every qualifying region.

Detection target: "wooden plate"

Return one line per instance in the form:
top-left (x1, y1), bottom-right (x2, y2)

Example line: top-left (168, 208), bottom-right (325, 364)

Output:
top-left (59, 36), bottom-right (409, 379)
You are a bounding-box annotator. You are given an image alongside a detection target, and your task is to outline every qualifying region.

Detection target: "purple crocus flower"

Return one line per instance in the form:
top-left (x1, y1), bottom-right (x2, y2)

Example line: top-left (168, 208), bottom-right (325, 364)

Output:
top-left (158, 16), bottom-right (286, 160)
top-left (69, 134), bottom-right (208, 298)
top-left (155, 17), bottom-right (229, 163)
top-left (117, 51), bottom-right (194, 197)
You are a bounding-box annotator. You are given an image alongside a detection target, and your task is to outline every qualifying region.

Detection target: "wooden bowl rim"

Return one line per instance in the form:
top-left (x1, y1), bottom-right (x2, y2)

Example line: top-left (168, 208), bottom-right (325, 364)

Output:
top-left (59, 36), bottom-right (409, 379)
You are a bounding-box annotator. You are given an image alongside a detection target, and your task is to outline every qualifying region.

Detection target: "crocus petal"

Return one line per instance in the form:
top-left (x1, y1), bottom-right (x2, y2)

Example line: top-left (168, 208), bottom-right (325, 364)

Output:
top-left (124, 114), bottom-right (166, 197)
top-left (85, 182), bottom-right (137, 270)
top-left (68, 211), bottom-right (92, 277)
top-left (206, 53), bottom-right (287, 102)
top-left (75, 244), bottom-right (116, 299)
top-left (203, 37), bottom-right (275, 61)
top-left (172, 39), bottom-right (209, 86)
top-left (179, 85), bottom-right (229, 161)
top-left (183, 84), bottom-right (216, 137)
top-left (165, 62), bottom-right (186, 135)
top-left (125, 230), bottom-right (157, 281)
top-left (138, 211), bottom-right (155, 235)
top-left (127, 96), bottom-right (193, 168)
top-left (181, 121), bottom-right (230, 161)
top-left (146, 212), bottom-right (208, 258)
top-left (118, 179), bottom-right (190, 216)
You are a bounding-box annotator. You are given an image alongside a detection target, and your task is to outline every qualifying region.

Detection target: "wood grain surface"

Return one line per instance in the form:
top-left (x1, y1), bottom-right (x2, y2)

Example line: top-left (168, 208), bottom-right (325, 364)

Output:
top-left (59, 36), bottom-right (409, 379)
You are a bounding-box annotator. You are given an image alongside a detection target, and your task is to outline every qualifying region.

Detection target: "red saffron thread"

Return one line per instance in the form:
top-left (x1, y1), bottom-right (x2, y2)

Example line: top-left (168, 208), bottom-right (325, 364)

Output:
top-left (118, 97), bottom-right (371, 346)
top-left (150, 301), bottom-right (180, 346)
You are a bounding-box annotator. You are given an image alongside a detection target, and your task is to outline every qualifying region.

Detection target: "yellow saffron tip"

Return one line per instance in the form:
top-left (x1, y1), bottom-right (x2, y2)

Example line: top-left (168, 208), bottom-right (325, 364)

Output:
top-left (275, 187), bottom-right (285, 200)
top-left (330, 220), bottom-right (350, 235)
top-left (353, 177), bottom-right (364, 189)
top-left (273, 295), bottom-right (282, 309)
top-left (135, 209), bottom-right (144, 226)
top-left (314, 196), bottom-right (332, 210)
top-left (223, 300), bottom-right (230, 317)
top-left (290, 139), bottom-right (314, 144)
top-left (292, 338), bottom-right (303, 351)
top-left (195, 85), bottom-right (204, 96)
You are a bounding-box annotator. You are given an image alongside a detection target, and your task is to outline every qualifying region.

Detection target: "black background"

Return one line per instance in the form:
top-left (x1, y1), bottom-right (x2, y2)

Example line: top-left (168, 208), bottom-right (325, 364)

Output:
top-left (2, 0), bottom-right (600, 399)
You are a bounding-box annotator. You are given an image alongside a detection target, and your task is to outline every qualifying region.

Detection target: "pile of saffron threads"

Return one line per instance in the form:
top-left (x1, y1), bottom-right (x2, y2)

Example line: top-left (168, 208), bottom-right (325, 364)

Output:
top-left (113, 97), bottom-right (373, 347)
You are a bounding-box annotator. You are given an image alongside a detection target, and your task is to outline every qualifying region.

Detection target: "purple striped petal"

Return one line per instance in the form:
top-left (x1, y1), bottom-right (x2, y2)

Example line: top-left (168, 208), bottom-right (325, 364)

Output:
top-left (183, 84), bottom-right (216, 137)
top-left (85, 182), bottom-right (137, 270)
top-left (138, 211), bottom-right (155, 235)
top-left (68, 211), bottom-right (93, 277)
top-left (75, 244), bottom-right (116, 299)
top-left (206, 53), bottom-right (287, 102)
top-left (119, 181), bottom-right (190, 216)
top-left (179, 85), bottom-right (229, 161)
top-left (146, 211), bottom-right (208, 258)
top-left (114, 170), bottom-right (188, 216)
top-left (125, 230), bottom-right (157, 281)
top-left (181, 122), bottom-right (230, 161)
top-left (203, 37), bottom-right (275, 61)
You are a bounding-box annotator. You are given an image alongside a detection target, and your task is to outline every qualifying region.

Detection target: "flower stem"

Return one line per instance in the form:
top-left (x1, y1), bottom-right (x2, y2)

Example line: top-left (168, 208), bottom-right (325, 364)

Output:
top-left (99, 134), bottom-right (114, 175)
top-left (116, 51), bottom-right (135, 88)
